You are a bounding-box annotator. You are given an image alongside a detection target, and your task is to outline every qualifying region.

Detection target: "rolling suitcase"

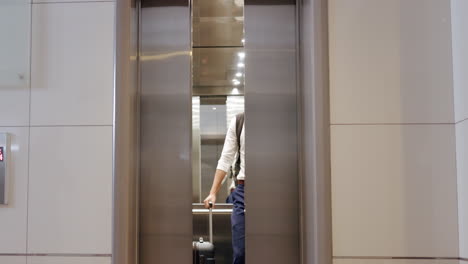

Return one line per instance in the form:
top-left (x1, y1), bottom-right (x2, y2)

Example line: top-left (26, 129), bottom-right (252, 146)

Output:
top-left (193, 202), bottom-right (215, 264)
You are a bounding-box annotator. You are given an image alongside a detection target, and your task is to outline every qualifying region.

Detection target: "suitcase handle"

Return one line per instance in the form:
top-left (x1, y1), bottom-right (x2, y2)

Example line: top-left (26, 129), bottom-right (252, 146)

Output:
top-left (208, 202), bottom-right (213, 243)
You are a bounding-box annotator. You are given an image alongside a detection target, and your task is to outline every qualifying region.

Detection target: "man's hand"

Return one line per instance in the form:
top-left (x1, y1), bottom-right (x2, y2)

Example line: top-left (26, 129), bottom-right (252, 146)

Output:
top-left (203, 193), bottom-right (216, 208)
top-left (204, 169), bottom-right (227, 208)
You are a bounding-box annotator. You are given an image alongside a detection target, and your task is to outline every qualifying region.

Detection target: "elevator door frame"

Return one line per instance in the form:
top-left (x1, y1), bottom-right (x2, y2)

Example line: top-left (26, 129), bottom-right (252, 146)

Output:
top-left (112, 0), bottom-right (332, 264)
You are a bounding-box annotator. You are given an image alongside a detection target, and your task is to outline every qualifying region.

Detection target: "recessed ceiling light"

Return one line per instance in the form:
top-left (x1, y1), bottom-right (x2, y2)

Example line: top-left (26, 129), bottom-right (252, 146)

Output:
top-left (238, 52), bottom-right (245, 59)
top-left (236, 72), bottom-right (242, 77)
top-left (237, 63), bottom-right (245, 68)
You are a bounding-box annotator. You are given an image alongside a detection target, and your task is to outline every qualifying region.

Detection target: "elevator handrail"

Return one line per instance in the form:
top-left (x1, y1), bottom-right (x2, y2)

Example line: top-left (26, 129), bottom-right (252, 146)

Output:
top-left (192, 208), bottom-right (233, 214)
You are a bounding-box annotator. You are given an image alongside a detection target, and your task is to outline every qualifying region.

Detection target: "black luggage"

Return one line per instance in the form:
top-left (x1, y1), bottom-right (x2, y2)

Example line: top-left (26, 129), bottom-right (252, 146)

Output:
top-left (193, 202), bottom-right (215, 264)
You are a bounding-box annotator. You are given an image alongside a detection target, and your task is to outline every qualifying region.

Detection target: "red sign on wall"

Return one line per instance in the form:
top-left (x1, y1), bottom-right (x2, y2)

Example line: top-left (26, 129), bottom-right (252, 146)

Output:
top-left (0, 147), bottom-right (3, 162)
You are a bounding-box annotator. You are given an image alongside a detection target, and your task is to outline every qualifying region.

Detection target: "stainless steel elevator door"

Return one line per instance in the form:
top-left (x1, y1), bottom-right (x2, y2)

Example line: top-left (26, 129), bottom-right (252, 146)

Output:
top-left (139, 1), bottom-right (192, 263)
top-left (244, 1), bottom-right (300, 263)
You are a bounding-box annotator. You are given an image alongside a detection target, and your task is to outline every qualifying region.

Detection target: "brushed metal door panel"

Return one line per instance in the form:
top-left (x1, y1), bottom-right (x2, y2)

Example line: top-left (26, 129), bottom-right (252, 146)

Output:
top-left (244, 3), bottom-right (300, 264)
top-left (139, 2), bottom-right (192, 264)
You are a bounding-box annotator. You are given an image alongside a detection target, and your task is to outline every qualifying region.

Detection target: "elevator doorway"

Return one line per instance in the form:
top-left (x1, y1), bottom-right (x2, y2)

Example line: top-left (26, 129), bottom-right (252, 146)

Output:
top-left (112, 0), bottom-right (332, 264)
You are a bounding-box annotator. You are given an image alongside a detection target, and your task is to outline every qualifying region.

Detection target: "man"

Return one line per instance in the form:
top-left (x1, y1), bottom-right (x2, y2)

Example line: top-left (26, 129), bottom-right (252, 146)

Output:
top-left (204, 113), bottom-right (245, 264)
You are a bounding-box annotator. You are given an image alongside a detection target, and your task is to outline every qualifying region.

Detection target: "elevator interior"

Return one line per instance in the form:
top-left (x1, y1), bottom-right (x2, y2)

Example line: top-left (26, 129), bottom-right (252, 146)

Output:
top-left (113, 0), bottom-right (331, 263)
top-left (191, 1), bottom-right (245, 263)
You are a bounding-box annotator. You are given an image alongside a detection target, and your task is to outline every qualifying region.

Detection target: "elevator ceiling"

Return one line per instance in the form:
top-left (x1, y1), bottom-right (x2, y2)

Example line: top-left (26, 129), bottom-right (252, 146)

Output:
top-left (192, 0), bottom-right (244, 96)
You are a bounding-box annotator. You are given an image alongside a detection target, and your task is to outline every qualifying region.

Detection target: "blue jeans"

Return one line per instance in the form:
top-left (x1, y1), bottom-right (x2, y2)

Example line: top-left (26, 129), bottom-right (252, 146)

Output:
top-left (230, 184), bottom-right (245, 264)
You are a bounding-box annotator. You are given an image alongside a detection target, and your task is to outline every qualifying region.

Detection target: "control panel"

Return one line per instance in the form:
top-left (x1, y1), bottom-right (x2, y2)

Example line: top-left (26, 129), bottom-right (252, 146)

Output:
top-left (0, 133), bottom-right (10, 205)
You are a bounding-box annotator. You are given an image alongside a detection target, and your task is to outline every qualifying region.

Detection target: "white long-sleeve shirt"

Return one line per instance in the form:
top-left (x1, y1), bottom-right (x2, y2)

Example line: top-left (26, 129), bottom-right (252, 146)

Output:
top-left (216, 117), bottom-right (245, 180)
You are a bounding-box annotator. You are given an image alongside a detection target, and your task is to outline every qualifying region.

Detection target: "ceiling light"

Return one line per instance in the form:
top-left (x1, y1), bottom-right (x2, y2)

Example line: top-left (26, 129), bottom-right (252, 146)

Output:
top-left (212, 107), bottom-right (217, 110)
top-left (237, 62), bottom-right (245, 68)
top-left (238, 52), bottom-right (245, 59)
top-left (236, 72), bottom-right (242, 77)
top-left (241, 38), bottom-right (245, 44)
top-left (232, 88), bottom-right (240, 95)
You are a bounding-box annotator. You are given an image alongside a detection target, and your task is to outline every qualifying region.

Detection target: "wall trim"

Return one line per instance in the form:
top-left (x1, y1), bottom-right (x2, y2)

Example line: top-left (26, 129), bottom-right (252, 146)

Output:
top-left (32, 1), bottom-right (115, 4)
top-left (112, 0), bottom-right (140, 264)
top-left (298, 0), bottom-right (332, 263)
top-left (334, 256), bottom-right (466, 261)
top-left (0, 254), bottom-right (112, 257)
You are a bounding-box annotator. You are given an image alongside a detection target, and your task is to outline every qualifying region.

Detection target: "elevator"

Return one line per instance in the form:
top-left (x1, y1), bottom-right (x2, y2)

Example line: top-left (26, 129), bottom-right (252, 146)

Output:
top-left (113, 0), bottom-right (331, 264)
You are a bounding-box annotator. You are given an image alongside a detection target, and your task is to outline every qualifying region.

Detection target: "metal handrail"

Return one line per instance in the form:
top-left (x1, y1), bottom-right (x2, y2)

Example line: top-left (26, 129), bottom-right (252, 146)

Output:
top-left (192, 208), bottom-right (233, 214)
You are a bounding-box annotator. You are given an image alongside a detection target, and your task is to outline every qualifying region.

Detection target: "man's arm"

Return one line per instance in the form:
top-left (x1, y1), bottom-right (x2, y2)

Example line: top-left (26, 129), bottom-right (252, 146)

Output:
top-left (203, 169), bottom-right (227, 208)
top-left (203, 118), bottom-right (237, 208)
